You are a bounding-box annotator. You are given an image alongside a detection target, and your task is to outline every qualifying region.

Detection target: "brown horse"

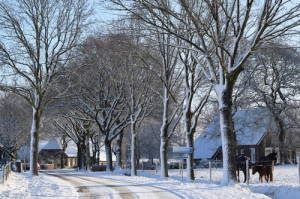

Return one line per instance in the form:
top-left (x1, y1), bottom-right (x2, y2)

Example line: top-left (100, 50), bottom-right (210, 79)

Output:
top-left (252, 164), bottom-right (273, 182)
top-left (259, 152), bottom-right (277, 165)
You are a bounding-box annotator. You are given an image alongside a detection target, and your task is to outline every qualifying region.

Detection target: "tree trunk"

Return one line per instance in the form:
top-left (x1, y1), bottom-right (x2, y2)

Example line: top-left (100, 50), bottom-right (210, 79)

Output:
top-left (186, 133), bottom-right (195, 181)
top-left (184, 99), bottom-right (195, 181)
top-left (131, 122), bottom-right (137, 176)
top-left (115, 131), bottom-right (123, 170)
top-left (60, 155), bottom-right (65, 169)
top-left (86, 128), bottom-right (91, 171)
top-left (77, 142), bottom-right (82, 169)
top-left (160, 135), bottom-right (169, 178)
top-left (80, 134), bottom-right (86, 170)
top-left (104, 139), bottom-right (113, 172)
top-left (61, 136), bottom-right (67, 169)
top-left (29, 108), bottom-right (41, 176)
top-left (77, 137), bottom-right (86, 171)
top-left (217, 81), bottom-right (237, 184)
top-left (160, 86), bottom-right (169, 178)
top-left (80, 146), bottom-right (86, 170)
top-left (92, 140), bottom-right (100, 166)
top-left (276, 117), bottom-right (286, 164)
top-left (92, 148), bottom-right (96, 165)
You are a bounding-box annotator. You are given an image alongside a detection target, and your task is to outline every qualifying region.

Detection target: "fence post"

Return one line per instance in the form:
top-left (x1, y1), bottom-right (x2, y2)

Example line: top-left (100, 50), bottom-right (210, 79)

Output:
top-left (179, 160), bottom-right (181, 176)
top-left (155, 162), bottom-right (158, 174)
top-left (181, 159), bottom-right (184, 183)
top-left (3, 165), bottom-right (6, 183)
top-left (2, 166), bottom-right (4, 184)
top-left (209, 161), bottom-right (212, 181)
top-left (142, 161), bottom-right (144, 173)
top-left (246, 159), bottom-right (249, 185)
top-left (297, 156), bottom-right (300, 185)
top-left (9, 162), bottom-right (11, 176)
top-left (5, 165), bottom-right (7, 181)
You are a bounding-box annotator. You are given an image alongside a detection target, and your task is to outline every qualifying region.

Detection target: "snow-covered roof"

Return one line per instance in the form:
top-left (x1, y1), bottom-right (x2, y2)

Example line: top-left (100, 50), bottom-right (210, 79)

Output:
top-left (38, 140), bottom-right (50, 153)
top-left (194, 108), bottom-right (275, 159)
top-left (64, 141), bottom-right (77, 157)
top-left (39, 139), bottom-right (116, 161)
top-left (40, 138), bottom-right (63, 151)
top-left (64, 140), bottom-right (116, 161)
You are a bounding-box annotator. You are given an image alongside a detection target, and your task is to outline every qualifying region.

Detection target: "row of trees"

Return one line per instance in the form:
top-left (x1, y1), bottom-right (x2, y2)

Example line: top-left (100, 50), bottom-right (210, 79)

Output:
top-left (107, 0), bottom-right (300, 184)
top-left (0, 0), bottom-right (91, 176)
top-left (0, 0), bottom-right (299, 185)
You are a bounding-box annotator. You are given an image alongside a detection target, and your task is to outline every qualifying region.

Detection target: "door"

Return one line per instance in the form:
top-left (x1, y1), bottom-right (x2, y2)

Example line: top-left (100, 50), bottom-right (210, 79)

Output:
top-left (250, 148), bottom-right (256, 164)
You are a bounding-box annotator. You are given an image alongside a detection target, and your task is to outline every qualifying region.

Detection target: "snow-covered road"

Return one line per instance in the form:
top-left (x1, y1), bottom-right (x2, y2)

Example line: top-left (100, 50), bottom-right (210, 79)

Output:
top-left (2, 166), bottom-right (299, 199)
top-left (42, 170), bottom-right (182, 199)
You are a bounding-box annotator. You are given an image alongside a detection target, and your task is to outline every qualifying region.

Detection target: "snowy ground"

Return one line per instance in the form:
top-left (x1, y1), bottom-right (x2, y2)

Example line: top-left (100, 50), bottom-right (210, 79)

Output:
top-left (0, 165), bottom-right (299, 199)
top-left (0, 171), bottom-right (78, 199)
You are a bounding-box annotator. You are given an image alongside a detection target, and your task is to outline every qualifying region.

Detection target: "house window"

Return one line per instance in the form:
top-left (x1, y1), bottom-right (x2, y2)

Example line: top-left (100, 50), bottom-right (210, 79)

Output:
top-left (265, 147), bottom-right (280, 164)
top-left (240, 149), bottom-right (244, 156)
top-left (265, 147), bottom-right (273, 156)
top-left (250, 148), bottom-right (256, 163)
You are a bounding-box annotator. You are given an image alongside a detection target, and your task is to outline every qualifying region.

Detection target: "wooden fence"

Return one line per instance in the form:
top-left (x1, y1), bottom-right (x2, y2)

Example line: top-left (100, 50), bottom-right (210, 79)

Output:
top-left (0, 162), bottom-right (12, 184)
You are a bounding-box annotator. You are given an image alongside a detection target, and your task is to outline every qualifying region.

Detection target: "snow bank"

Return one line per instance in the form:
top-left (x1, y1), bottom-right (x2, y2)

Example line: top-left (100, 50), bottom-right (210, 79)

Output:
top-left (82, 165), bottom-right (298, 199)
top-left (84, 170), bottom-right (268, 199)
top-left (0, 165), bottom-right (299, 199)
top-left (0, 172), bottom-right (77, 199)
top-left (247, 165), bottom-right (300, 199)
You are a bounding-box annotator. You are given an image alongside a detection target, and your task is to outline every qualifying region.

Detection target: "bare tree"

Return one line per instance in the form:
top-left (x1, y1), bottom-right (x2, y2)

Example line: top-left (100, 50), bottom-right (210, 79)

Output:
top-left (179, 48), bottom-right (212, 181)
top-left (243, 44), bottom-right (300, 164)
top-left (104, 3), bottom-right (185, 178)
top-left (114, 130), bottom-right (123, 170)
top-left (123, 59), bottom-right (154, 176)
top-left (0, 93), bottom-right (31, 153)
top-left (138, 119), bottom-right (161, 164)
top-left (71, 34), bottom-right (134, 172)
top-left (0, 0), bottom-right (91, 176)
top-left (146, 30), bottom-right (184, 178)
top-left (53, 109), bottom-right (92, 171)
top-left (108, 0), bottom-right (300, 184)
top-left (113, 17), bottom-right (157, 175)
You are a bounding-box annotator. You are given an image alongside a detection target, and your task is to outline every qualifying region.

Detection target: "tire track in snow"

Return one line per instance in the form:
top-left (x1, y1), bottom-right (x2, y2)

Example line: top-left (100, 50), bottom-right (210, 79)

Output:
top-left (42, 171), bottom-right (137, 199)
top-left (75, 175), bottom-right (183, 199)
top-left (42, 170), bottom-right (183, 199)
top-left (75, 176), bottom-right (138, 199)
top-left (42, 171), bottom-right (96, 199)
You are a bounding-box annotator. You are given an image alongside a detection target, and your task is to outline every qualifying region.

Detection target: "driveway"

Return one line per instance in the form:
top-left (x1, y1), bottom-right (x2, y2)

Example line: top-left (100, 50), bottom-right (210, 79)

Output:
top-left (41, 170), bottom-right (183, 199)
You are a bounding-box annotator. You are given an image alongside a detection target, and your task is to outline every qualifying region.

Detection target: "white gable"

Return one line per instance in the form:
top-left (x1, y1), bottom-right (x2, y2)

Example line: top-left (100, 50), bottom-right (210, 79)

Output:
top-left (41, 138), bottom-right (63, 150)
top-left (194, 116), bottom-right (222, 159)
top-left (39, 139), bottom-right (116, 161)
top-left (65, 140), bottom-right (116, 161)
top-left (194, 108), bottom-right (275, 160)
top-left (64, 141), bottom-right (77, 157)
top-left (38, 140), bottom-right (48, 153)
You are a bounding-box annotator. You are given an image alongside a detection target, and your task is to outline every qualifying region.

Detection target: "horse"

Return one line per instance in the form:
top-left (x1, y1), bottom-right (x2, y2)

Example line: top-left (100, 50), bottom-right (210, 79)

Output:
top-left (259, 152), bottom-right (277, 166)
top-left (236, 155), bottom-right (250, 183)
top-left (252, 165), bottom-right (273, 182)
